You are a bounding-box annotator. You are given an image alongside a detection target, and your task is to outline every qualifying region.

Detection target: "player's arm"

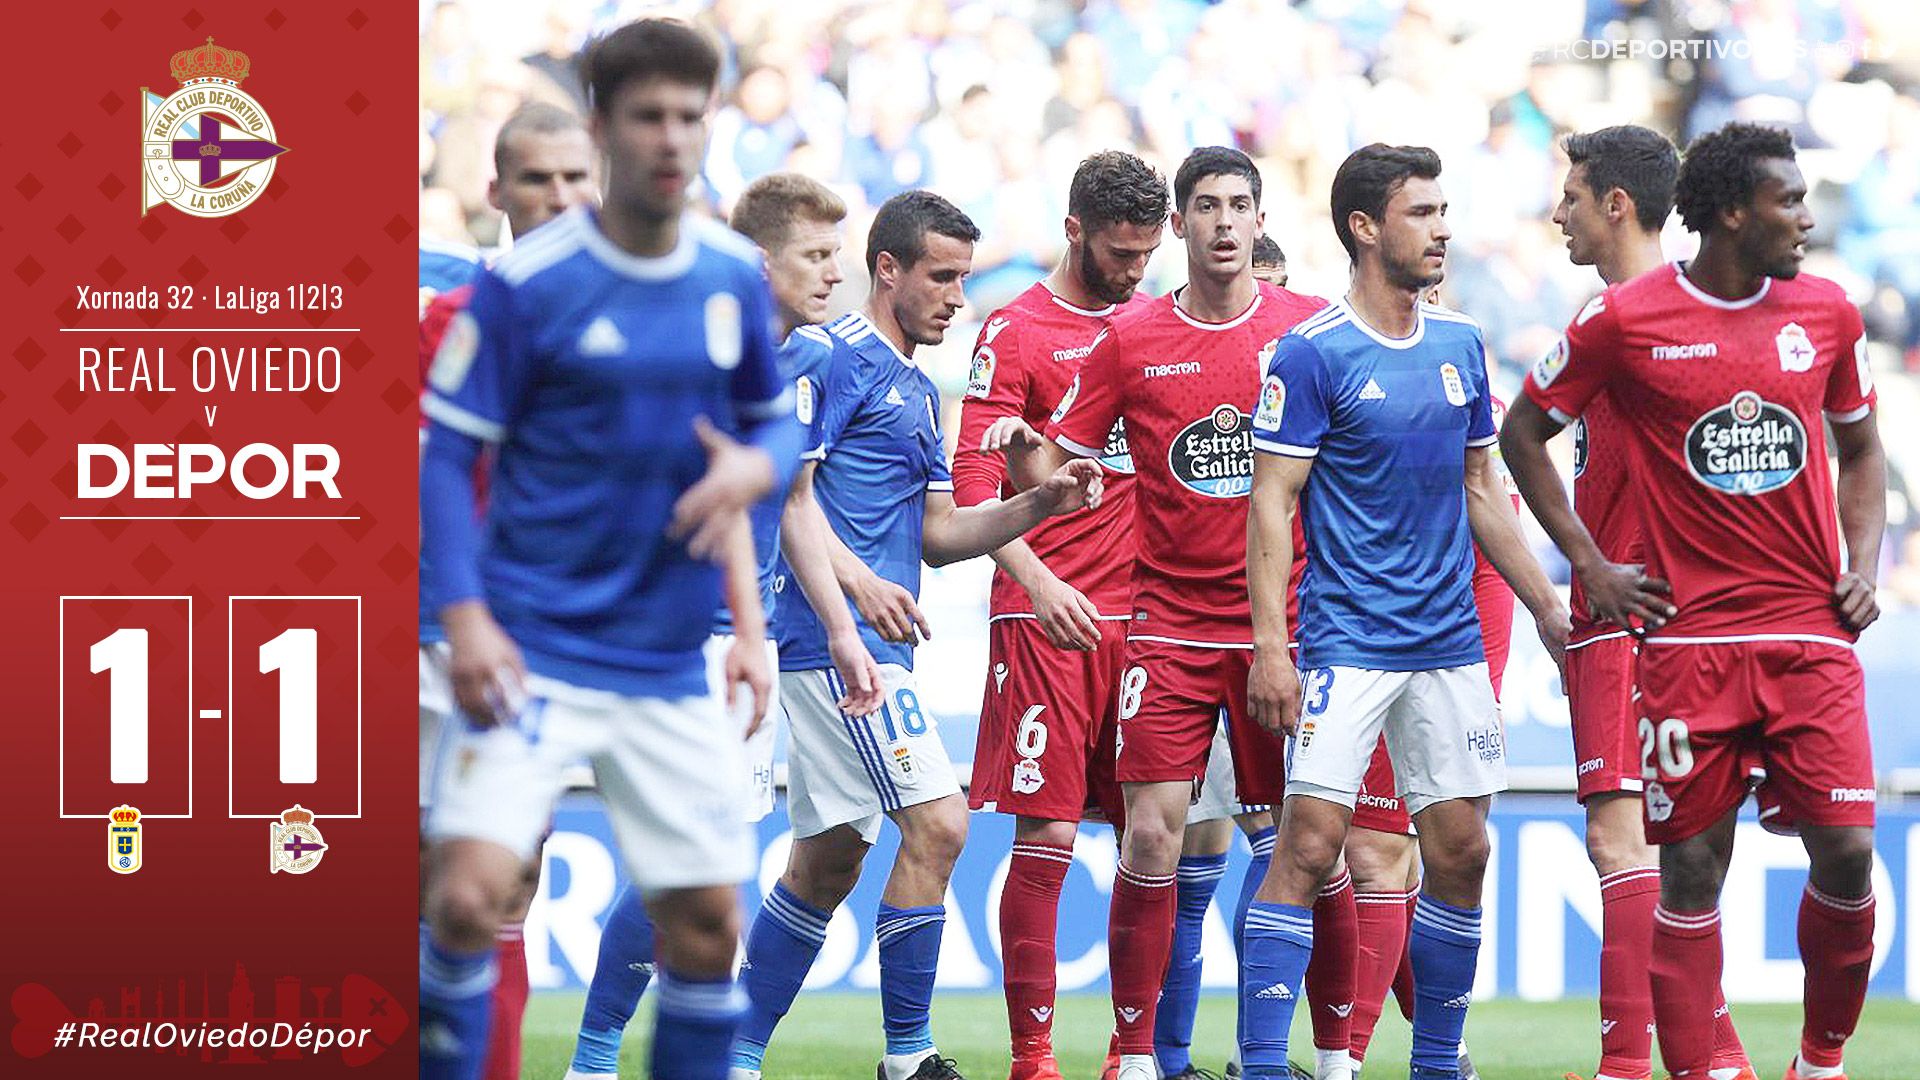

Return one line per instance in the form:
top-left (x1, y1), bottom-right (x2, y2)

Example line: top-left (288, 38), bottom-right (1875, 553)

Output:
top-left (720, 512), bottom-right (771, 733)
top-left (1828, 320), bottom-right (1887, 631)
top-left (921, 460), bottom-right (1105, 567)
top-left (822, 519), bottom-right (931, 646)
top-left (778, 461), bottom-right (885, 716)
top-left (1247, 451), bottom-right (1309, 737)
top-left (1465, 441), bottom-right (1570, 669)
top-left (420, 272), bottom-right (529, 727)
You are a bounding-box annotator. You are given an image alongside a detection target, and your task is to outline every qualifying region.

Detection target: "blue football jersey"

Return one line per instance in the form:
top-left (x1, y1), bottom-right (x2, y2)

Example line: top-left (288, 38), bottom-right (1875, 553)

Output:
top-left (421, 208), bottom-right (798, 697)
top-left (712, 324), bottom-right (837, 638)
top-left (1251, 300), bottom-right (1498, 671)
top-left (771, 311), bottom-right (953, 672)
top-left (419, 239), bottom-right (482, 313)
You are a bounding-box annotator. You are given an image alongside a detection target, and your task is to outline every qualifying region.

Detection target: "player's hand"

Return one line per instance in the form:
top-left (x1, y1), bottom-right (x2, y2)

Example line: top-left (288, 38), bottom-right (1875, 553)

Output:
top-left (980, 416), bottom-right (1044, 454)
top-left (1033, 457), bottom-right (1104, 516)
top-left (849, 571), bottom-right (932, 644)
top-left (1247, 648), bottom-right (1302, 738)
top-left (1534, 603), bottom-right (1571, 687)
top-left (827, 629), bottom-right (886, 717)
top-left (1833, 572), bottom-right (1880, 632)
top-left (441, 601), bottom-right (528, 729)
top-left (725, 636), bottom-right (772, 737)
top-left (670, 417), bottom-right (776, 560)
top-left (1576, 559), bottom-right (1675, 634)
top-left (1027, 574), bottom-right (1101, 651)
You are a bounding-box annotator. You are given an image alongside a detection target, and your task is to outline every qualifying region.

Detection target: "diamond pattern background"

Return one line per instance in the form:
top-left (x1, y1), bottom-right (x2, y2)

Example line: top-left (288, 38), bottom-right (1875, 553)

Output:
top-left (1, 4), bottom-right (417, 1071)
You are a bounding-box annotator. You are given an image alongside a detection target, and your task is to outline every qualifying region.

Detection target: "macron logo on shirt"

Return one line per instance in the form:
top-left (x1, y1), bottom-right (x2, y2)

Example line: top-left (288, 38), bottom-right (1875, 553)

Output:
top-left (578, 316), bottom-right (627, 356)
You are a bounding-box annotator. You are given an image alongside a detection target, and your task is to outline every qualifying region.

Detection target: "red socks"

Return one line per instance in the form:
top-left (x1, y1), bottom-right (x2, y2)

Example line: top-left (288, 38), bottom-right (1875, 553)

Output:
top-left (1649, 905), bottom-right (1721, 1078)
top-left (1308, 868), bottom-right (1358, 1053)
top-left (1596, 867), bottom-right (1659, 1078)
top-left (1346, 887), bottom-right (1413, 1063)
top-left (481, 922), bottom-right (528, 1080)
top-left (1796, 883), bottom-right (1876, 1069)
top-left (1108, 862), bottom-right (1176, 1054)
top-left (1003, 841), bottom-right (1074, 1060)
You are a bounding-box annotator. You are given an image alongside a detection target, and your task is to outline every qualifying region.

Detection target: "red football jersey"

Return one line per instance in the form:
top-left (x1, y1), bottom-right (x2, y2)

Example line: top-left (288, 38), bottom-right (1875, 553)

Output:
top-left (419, 284), bottom-right (474, 430)
top-left (1564, 359), bottom-right (1645, 643)
top-left (1047, 282), bottom-right (1327, 645)
top-left (1524, 264), bottom-right (1875, 641)
top-left (953, 282), bottom-right (1145, 617)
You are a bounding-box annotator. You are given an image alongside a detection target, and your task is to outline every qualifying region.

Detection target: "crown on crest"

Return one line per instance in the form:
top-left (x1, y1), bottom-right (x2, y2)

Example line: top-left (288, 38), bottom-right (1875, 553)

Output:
top-left (170, 37), bottom-right (251, 87)
top-left (110, 805), bottom-right (141, 824)
top-left (279, 805), bottom-right (314, 825)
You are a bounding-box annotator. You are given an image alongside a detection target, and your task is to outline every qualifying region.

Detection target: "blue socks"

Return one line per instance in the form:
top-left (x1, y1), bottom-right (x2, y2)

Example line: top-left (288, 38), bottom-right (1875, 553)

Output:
top-left (876, 903), bottom-right (946, 1058)
top-left (733, 882), bottom-right (831, 1072)
top-left (1408, 894), bottom-right (1482, 1080)
top-left (1239, 901), bottom-right (1314, 1080)
top-left (1156, 852), bottom-right (1228, 1075)
top-left (652, 970), bottom-right (748, 1080)
top-left (570, 885), bottom-right (658, 1075)
top-left (419, 930), bottom-right (497, 1080)
top-left (1234, 827), bottom-right (1277, 1053)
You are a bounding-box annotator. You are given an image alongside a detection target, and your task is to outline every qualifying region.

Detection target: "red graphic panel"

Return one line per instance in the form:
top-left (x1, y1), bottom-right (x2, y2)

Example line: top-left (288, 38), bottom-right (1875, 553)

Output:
top-left (59, 596), bottom-right (193, 818)
top-left (229, 596), bottom-right (361, 818)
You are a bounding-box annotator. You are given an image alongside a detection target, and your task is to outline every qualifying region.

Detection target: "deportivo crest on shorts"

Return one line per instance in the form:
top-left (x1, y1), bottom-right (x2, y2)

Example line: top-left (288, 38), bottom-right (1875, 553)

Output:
top-left (141, 38), bottom-right (288, 219)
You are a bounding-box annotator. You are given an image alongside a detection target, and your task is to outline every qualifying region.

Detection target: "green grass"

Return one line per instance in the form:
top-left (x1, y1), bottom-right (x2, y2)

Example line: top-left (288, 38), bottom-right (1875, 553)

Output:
top-left (520, 991), bottom-right (1920, 1079)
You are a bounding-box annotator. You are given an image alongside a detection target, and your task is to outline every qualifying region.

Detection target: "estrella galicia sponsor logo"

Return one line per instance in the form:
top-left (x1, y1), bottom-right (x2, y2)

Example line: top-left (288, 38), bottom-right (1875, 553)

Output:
top-left (1168, 404), bottom-right (1253, 498)
top-left (1101, 417), bottom-right (1134, 473)
top-left (1684, 391), bottom-right (1806, 495)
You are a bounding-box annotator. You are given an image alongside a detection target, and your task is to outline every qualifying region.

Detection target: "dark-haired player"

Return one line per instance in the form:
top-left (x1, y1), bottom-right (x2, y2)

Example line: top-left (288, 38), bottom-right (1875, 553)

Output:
top-left (420, 19), bottom-right (802, 1080)
top-left (1549, 125), bottom-right (1756, 1080)
top-left (952, 150), bottom-right (1167, 1080)
top-left (1004, 146), bottom-right (1333, 1080)
top-left (733, 190), bottom-right (1104, 1080)
top-left (1505, 122), bottom-right (1884, 1080)
top-left (1251, 235), bottom-right (1287, 287)
top-left (1244, 143), bottom-right (1567, 1080)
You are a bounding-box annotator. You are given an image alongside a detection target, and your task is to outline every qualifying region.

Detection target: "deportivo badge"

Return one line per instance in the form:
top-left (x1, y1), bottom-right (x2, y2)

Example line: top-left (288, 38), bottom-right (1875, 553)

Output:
top-left (108, 805), bottom-right (142, 875)
top-left (269, 805), bottom-right (328, 874)
top-left (141, 38), bottom-right (288, 218)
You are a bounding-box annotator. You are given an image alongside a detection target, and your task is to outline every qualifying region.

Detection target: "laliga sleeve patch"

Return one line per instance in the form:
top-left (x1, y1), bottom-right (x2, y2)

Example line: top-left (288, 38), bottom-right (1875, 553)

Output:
top-left (427, 310), bottom-right (479, 394)
top-left (966, 345), bottom-right (996, 399)
top-left (1253, 372), bottom-right (1286, 432)
top-left (1531, 336), bottom-right (1569, 389)
top-left (704, 292), bottom-right (743, 370)
top-left (795, 375), bottom-right (814, 424)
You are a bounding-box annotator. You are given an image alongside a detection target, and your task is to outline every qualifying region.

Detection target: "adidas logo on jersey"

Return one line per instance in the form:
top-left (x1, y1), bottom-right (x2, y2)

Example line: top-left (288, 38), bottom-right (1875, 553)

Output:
top-left (885, 386), bottom-right (906, 406)
top-left (578, 316), bottom-right (627, 356)
top-left (1441, 992), bottom-right (1472, 1009)
top-left (1254, 983), bottom-right (1294, 1000)
top-left (1359, 378), bottom-right (1387, 401)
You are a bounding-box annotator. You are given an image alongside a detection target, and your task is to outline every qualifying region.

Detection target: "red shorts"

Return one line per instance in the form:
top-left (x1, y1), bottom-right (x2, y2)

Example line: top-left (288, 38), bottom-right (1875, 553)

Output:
top-left (1635, 639), bottom-right (1874, 844)
top-left (1566, 631), bottom-right (1643, 803)
top-left (1114, 637), bottom-right (1288, 806)
top-left (1350, 579), bottom-right (1514, 836)
top-left (969, 617), bottom-right (1127, 824)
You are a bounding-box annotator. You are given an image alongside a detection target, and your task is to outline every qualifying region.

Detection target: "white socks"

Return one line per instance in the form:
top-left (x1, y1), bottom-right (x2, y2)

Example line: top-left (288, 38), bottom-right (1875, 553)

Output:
top-left (1315, 1047), bottom-right (1357, 1080)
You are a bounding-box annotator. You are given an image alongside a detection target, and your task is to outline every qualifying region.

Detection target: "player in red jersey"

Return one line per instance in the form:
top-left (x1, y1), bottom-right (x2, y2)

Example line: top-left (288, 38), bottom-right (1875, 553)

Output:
top-left (952, 150), bottom-right (1168, 1080)
top-left (1548, 125), bottom-right (1755, 1080)
top-left (1503, 123), bottom-right (1886, 1080)
top-left (1005, 147), bottom-right (1333, 1080)
top-left (416, 101), bottom-right (597, 1080)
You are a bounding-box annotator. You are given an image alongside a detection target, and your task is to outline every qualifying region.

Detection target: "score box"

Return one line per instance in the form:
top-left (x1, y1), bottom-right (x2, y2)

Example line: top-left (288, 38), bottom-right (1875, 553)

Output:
top-left (228, 596), bottom-right (361, 819)
top-left (59, 596), bottom-right (193, 819)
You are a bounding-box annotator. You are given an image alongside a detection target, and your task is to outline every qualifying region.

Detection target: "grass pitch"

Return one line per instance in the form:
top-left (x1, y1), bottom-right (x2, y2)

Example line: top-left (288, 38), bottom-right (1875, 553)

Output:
top-left (519, 991), bottom-right (1920, 1079)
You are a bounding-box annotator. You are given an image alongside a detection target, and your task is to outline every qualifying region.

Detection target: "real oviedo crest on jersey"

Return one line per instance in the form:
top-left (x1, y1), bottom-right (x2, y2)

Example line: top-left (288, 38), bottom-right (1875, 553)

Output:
top-left (1169, 403), bottom-right (1254, 499)
top-left (141, 39), bottom-right (288, 218)
top-left (1685, 390), bottom-right (1807, 496)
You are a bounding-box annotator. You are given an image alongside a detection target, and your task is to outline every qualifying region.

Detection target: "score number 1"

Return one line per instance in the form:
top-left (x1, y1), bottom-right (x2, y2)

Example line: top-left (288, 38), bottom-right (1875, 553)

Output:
top-left (92, 626), bottom-right (320, 784)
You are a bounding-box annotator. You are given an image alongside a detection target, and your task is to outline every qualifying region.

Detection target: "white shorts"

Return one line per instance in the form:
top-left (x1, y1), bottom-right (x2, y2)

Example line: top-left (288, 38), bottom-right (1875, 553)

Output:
top-left (705, 634), bottom-right (781, 824)
top-left (781, 664), bottom-right (961, 843)
top-left (424, 673), bottom-right (753, 891)
top-left (1285, 663), bottom-right (1505, 817)
top-left (419, 643), bottom-right (454, 810)
top-left (1187, 714), bottom-right (1270, 823)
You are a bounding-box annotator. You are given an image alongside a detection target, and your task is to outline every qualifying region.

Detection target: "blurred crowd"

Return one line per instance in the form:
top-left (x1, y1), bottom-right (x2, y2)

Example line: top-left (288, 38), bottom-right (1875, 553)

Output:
top-left (418, 0), bottom-right (1920, 604)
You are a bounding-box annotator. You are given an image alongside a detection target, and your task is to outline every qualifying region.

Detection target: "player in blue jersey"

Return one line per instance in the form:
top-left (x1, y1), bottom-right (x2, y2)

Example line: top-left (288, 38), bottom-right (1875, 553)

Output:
top-left (729, 190), bottom-right (1105, 1080)
top-left (418, 21), bottom-right (803, 1080)
top-left (417, 101), bottom-right (599, 1080)
top-left (564, 171), bottom-right (851, 1080)
top-left (1240, 144), bottom-right (1569, 1080)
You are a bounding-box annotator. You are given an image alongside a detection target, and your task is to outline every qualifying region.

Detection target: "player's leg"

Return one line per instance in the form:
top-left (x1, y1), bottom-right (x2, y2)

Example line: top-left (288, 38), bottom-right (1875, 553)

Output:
top-left (482, 858), bottom-right (538, 1080)
top-left (1649, 808), bottom-right (1739, 1080)
top-left (1004, 815), bottom-right (1080, 1078)
top-left (1156, 812), bottom-right (1232, 1079)
top-left (1225, 808), bottom-right (1275, 1080)
top-left (568, 883), bottom-right (657, 1079)
top-left (1762, 642), bottom-right (1879, 1080)
top-left (1343, 819), bottom-right (1417, 1071)
top-left (595, 689), bottom-right (756, 1080)
top-left (1109, 642), bottom-right (1223, 1080)
top-left (421, 688), bottom-right (591, 1080)
top-left (1391, 665), bottom-right (1505, 1080)
top-left (1241, 667), bottom-right (1393, 1080)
